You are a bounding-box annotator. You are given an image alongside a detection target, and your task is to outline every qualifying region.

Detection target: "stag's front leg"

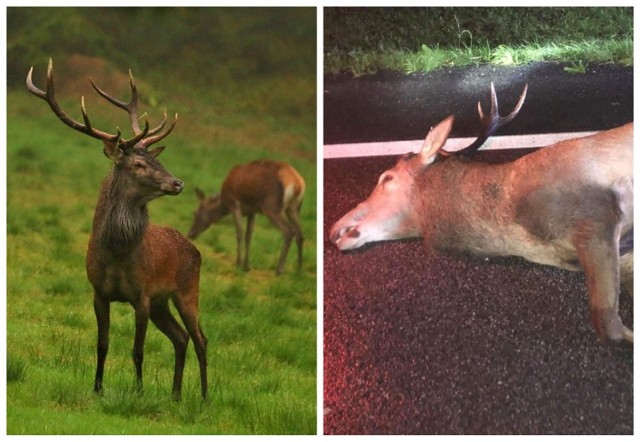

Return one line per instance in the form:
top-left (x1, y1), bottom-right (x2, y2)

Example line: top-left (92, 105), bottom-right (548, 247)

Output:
top-left (576, 227), bottom-right (633, 344)
top-left (93, 293), bottom-right (110, 393)
top-left (132, 296), bottom-right (151, 392)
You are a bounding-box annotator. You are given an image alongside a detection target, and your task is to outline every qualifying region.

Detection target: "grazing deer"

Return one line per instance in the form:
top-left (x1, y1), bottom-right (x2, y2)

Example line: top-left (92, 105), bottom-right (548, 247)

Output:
top-left (188, 160), bottom-right (305, 275)
top-left (330, 83), bottom-right (633, 344)
top-left (26, 59), bottom-right (208, 399)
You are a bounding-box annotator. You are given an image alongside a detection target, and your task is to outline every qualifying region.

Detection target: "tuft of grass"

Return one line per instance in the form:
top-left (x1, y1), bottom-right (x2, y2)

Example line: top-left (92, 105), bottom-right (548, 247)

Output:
top-left (7, 355), bottom-right (29, 383)
top-left (99, 383), bottom-right (165, 419)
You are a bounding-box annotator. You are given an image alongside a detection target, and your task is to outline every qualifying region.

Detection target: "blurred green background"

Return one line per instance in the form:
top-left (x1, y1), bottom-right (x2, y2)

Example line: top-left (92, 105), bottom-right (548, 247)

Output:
top-left (7, 7), bottom-right (317, 435)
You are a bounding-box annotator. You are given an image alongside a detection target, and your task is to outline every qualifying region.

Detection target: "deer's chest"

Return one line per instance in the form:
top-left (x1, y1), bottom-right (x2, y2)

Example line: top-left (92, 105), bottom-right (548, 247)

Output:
top-left (87, 258), bottom-right (143, 303)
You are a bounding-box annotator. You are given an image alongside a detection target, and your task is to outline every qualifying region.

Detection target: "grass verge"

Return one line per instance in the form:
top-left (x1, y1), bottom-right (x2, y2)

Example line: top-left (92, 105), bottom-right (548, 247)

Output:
top-left (324, 7), bottom-right (633, 75)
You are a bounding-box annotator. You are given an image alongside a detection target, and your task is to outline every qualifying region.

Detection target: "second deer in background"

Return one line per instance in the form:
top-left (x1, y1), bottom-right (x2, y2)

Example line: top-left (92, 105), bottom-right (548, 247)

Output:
top-left (188, 160), bottom-right (305, 275)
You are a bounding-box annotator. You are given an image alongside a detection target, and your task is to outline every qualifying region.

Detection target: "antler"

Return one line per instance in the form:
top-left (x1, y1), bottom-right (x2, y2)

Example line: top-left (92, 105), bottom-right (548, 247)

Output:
top-left (26, 58), bottom-right (177, 150)
top-left (26, 58), bottom-right (122, 144)
top-left (438, 82), bottom-right (527, 160)
top-left (90, 69), bottom-right (178, 148)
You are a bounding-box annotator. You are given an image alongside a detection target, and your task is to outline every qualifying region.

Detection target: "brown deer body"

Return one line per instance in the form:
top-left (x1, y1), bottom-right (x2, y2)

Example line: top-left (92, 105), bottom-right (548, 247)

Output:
top-left (330, 84), bottom-right (633, 344)
top-left (188, 160), bottom-right (305, 275)
top-left (27, 59), bottom-right (208, 399)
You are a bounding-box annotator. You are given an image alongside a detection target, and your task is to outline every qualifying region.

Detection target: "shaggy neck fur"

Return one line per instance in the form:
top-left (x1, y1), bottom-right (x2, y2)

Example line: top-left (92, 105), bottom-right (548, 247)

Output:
top-left (93, 167), bottom-right (149, 254)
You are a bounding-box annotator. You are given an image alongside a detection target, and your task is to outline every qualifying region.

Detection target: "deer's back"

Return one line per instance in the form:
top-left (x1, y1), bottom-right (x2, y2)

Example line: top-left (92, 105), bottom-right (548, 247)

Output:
top-left (222, 160), bottom-right (304, 215)
top-left (511, 123), bottom-right (632, 190)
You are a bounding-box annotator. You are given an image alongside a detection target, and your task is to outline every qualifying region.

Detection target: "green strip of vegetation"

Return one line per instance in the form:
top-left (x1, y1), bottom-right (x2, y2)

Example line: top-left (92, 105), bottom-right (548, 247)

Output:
top-left (324, 7), bottom-right (633, 75)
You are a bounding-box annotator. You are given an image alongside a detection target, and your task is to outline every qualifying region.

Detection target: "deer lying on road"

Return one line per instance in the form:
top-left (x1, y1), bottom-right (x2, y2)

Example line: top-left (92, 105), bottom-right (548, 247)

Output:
top-left (27, 59), bottom-right (208, 399)
top-left (330, 83), bottom-right (633, 344)
top-left (188, 160), bottom-right (305, 275)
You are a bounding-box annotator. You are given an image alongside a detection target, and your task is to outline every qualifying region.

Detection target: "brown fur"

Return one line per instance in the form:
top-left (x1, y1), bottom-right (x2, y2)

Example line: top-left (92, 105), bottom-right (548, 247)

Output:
top-left (331, 113), bottom-right (633, 344)
top-left (189, 160), bottom-right (305, 275)
top-left (27, 60), bottom-right (208, 399)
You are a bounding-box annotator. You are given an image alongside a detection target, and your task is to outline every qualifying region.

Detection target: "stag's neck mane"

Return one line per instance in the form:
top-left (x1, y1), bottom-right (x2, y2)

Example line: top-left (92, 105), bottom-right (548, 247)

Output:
top-left (92, 168), bottom-right (150, 254)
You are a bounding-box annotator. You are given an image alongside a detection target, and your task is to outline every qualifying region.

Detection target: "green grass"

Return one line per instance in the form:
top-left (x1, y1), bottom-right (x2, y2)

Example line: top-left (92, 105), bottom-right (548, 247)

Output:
top-left (324, 7), bottom-right (633, 75)
top-left (7, 60), bottom-right (317, 434)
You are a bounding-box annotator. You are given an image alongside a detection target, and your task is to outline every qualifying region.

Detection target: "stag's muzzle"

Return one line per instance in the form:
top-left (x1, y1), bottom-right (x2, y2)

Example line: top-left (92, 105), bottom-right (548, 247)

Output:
top-left (330, 223), bottom-right (361, 250)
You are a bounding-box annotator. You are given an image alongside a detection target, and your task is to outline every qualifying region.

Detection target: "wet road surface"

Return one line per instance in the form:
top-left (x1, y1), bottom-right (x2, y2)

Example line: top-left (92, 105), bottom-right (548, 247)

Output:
top-left (323, 63), bottom-right (633, 435)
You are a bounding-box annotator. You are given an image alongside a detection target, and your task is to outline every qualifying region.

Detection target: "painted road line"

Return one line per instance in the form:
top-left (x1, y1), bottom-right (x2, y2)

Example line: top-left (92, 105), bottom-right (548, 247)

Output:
top-left (323, 131), bottom-right (598, 159)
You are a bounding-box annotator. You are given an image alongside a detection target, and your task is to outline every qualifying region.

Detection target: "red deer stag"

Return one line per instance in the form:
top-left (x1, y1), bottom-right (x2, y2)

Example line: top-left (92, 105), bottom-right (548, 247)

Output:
top-left (188, 160), bottom-right (305, 275)
top-left (26, 59), bottom-right (208, 399)
top-left (330, 83), bottom-right (633, 344)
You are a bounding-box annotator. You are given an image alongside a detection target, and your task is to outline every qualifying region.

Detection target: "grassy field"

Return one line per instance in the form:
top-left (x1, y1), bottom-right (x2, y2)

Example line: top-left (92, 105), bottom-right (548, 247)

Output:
top-left (324, 7), bottom-right (633, 75)
top-left (6, 8), bottom-right (316, 435)
top-left (6, 86), bottom-right (317, 436)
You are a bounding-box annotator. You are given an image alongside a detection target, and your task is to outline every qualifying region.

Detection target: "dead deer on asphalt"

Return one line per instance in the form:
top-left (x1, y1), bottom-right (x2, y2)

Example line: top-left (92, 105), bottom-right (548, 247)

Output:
top-left (330, 83), bottom-right (633, 344)
top-left (188, 160), bottom-right (305, 275)
top-left (27, 59), bottom-right (208, 399)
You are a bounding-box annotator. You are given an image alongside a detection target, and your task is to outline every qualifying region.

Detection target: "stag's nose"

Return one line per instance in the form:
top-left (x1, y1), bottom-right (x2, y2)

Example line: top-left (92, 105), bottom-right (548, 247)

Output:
top-left (173, 179), bottom-right (184, 194)
top-left (330, 228), bottom-right (342, 246)
top-left (330, 225), bottom-right (360, 248)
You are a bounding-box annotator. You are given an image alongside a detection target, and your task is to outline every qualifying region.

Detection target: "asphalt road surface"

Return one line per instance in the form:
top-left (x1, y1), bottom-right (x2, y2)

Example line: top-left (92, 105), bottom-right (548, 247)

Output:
top-left (323, 63), bottom-right (633, 435)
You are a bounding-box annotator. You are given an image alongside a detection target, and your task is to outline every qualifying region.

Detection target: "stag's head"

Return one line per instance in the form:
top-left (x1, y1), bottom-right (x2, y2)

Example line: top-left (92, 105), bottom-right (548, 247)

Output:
top-left (330, 83), bottom-right (527, 251)
top-left (330, 116), bottom-right (455, 250)
top-left (187, 188), bottom-right (227, 239)
top-left (26, 58), bottom-right (183, 203)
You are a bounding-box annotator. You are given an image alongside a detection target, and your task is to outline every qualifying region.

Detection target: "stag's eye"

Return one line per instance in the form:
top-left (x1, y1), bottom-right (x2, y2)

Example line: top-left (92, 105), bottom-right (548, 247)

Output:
top-left (133, 161), bottom-right (147, 171)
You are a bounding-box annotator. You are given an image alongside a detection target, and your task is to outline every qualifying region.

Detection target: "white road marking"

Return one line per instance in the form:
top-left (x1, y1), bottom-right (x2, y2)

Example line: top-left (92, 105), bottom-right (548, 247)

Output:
top-left (323, 132), bottom-right (598, 159)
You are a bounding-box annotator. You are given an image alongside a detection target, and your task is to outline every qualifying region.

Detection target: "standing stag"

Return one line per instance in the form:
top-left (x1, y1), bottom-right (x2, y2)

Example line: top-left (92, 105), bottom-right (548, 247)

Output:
top-left (188, 160), bottom-right (305, 275)
top-left (330, 83), bottom-right (633, 344)
top-left (27, 59), bottom-right (208, 399)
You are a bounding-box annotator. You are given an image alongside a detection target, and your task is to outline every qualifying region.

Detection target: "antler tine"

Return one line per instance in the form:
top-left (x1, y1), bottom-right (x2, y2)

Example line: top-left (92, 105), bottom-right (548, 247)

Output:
top-left (440, 82), bottom-right (527, 159)
top-left (139, 113), bottom-right (179, 148)
top-left (89, 69), bottom-right (142, 135)
top-left (80, 96), bottom-right (122, 143)
top-left (146, 109), bottom-right (168, 137)
top-left (26, 66), bottom-right (46, 99)
top-left (26, 58), bottom-right (120, 143)
top-left (123, 118), bottom-right (151, 149)
top-left (501, 83), bottom-right (528, 125)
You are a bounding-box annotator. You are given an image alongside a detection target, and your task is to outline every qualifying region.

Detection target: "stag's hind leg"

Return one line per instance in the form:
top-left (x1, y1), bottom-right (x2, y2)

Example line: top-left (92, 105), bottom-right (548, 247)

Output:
top-left (150, 301), bottom-right (189, 400)
top-left (576, 224), bottom-right (633, 344)
top-left (174, 293), bottom-right (208, 400)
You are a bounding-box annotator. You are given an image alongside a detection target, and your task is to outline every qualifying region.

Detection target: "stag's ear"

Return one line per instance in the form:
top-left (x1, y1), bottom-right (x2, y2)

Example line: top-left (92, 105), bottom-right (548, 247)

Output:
top-left (195, 187), bottom-right (206, 201)
top-left (148, 146), bottom-right (165, 158)
top-left (419, 115), bottom-right (454, 164)
top-left (102, 140), bottom-right (121, 160)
